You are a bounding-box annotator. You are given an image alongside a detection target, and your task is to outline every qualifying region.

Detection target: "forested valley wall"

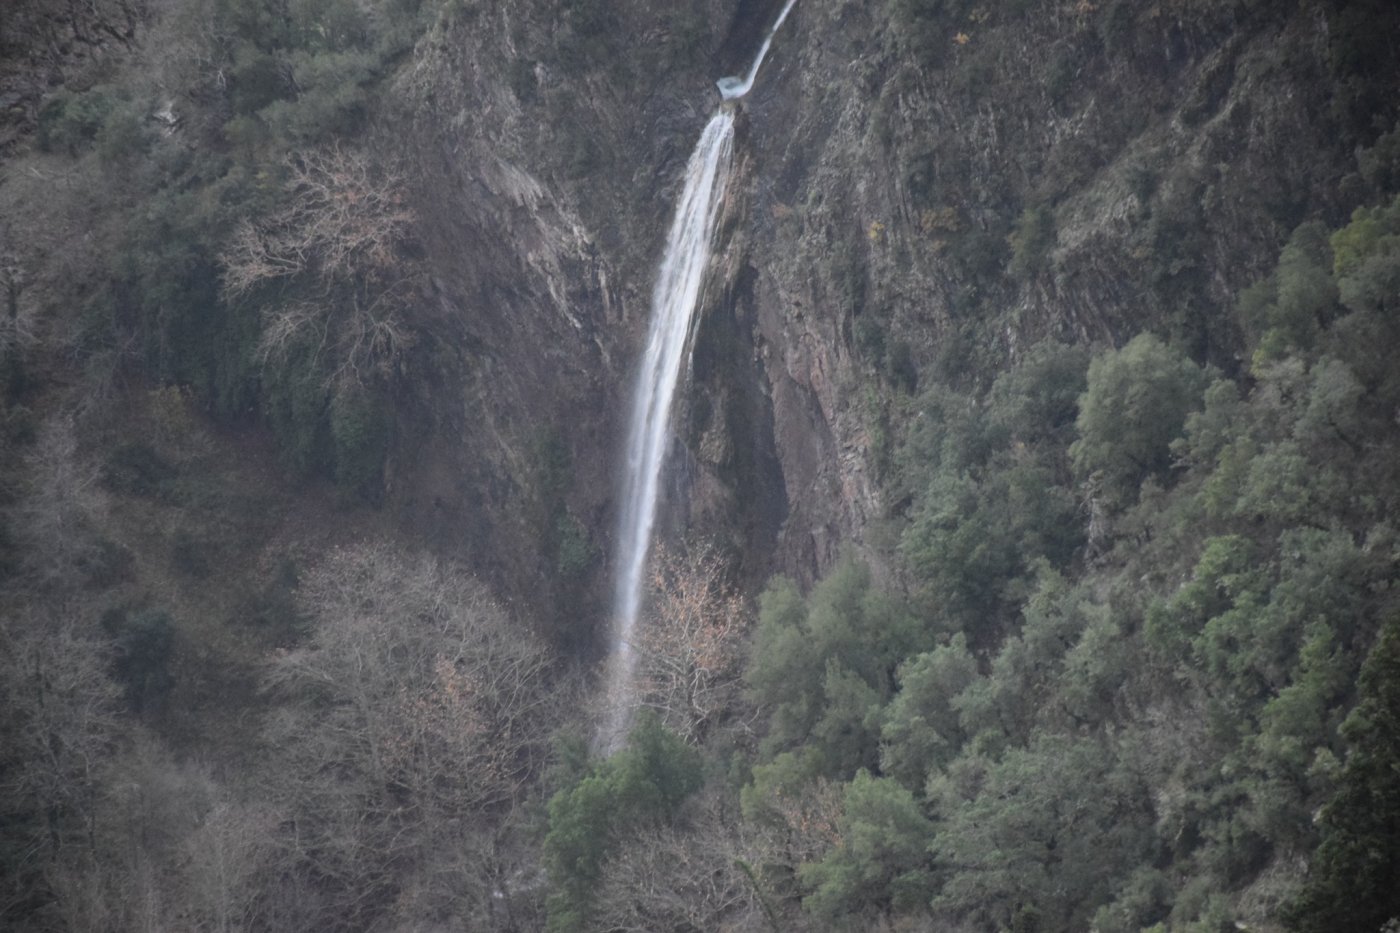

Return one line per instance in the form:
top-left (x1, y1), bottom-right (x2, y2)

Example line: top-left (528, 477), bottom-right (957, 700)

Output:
top-left (3, 0), bottom-right (1400, 929)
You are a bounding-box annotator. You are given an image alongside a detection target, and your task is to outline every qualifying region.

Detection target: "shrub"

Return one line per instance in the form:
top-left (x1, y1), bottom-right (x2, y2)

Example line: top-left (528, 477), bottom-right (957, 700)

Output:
top-left (1008, 205), bottom-right (1056, 282)
top-left (101, 608), bottom-right (176, 714)
top-left (544, 714), bottom-right (701, 930)
top-left (329, 383), bottom-right (388, 500)
top-left (1071, 334), bottom-right (1207, 503)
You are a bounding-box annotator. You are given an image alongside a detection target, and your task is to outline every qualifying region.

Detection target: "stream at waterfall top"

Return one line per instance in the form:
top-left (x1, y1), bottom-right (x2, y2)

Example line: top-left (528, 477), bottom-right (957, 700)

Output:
top-left (717, 0), bottom-right (799, 100)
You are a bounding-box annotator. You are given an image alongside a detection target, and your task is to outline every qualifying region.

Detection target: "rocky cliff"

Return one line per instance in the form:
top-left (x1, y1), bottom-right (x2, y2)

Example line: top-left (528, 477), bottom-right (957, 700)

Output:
top-left (3, 0), bottom-right (1400, 926)
top-left (379, 0), bottom-right (1398, 629)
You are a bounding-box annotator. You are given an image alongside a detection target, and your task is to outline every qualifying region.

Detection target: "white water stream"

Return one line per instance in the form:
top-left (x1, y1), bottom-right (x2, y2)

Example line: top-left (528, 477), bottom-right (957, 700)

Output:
top-left (716, 0), bottom-right (800, 100)
top-left (599, 1), bottom-right (798, 751)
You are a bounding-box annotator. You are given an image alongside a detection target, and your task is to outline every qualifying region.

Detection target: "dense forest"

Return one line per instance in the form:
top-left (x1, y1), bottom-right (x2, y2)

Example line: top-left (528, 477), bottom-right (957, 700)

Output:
top-left (3, 0), bottom-right (1400, 929)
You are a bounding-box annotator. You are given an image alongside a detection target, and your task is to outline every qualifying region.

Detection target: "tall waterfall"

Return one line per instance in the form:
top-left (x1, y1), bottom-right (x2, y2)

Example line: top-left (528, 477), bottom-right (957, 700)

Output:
top-left (600, 2), bottom-right (798, 752)
top-left (601, 111), bottom-right (734, 751)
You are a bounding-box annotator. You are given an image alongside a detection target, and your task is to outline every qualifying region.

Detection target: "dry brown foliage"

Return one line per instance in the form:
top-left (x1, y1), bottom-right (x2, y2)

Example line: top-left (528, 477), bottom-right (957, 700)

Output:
top-left (633, 543), bottom-right (749, 744)
top-left (221, 146), bottom-right (414, 297)
top-left (220, 145), bottom-right (419, 384)
top-left (261, 542), bottom-right (567, 926)
top-left (593, 791), bottom-right (764, 933)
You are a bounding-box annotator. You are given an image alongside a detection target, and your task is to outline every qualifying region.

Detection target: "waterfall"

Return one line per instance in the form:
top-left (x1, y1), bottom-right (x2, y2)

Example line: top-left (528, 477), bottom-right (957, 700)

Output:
top-left (716, 0), bottom-right (800, 101)
top-left (600, 111), bottom-right (734, 752)
top-left (599, 2), bottom-right (798, 752)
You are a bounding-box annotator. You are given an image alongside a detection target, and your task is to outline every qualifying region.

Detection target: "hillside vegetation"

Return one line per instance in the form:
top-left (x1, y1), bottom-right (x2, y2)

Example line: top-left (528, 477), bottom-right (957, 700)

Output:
top-left (3, 0), bottom-right (1400, 930)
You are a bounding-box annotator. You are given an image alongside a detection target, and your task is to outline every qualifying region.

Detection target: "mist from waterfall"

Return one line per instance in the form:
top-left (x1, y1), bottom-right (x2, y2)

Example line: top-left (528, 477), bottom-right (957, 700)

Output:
top-left (600, 2), bottom-right (798, 752)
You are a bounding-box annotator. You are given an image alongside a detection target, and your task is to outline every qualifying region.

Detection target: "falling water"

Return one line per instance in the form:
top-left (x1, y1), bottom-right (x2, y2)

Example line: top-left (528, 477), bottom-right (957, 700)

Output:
top-left (600, 2), bottom-right (798, 752)
top-left (600, 111), bottom-right (734, 751)
top-left (716, 0), bottom-right (800, 101)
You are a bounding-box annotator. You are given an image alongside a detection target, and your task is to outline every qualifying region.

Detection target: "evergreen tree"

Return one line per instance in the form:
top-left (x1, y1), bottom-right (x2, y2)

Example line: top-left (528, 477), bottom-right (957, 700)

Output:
top-left (1286, 618), bottom-right (1400, 933)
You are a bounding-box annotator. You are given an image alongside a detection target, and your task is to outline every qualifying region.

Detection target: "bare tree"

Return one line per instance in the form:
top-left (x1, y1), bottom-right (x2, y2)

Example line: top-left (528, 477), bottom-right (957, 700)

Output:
top-left (221, 146), bottom-right (414, 295)
top-left (11, 414), bottom-right (108, 590)
top-left (632, 543), bottom-right (749, 744)
top-left (759, 777), bottom-right (844, 868)
top-left (261, 542), bottom-right (567, 929)
top-left (182, 800), bottom-right (281, 933)
top-left (592, 790), bottom-right (766, 933)
top-left (0, 229), bottom-right (37, 364)
top-left (0, 609), bottom-right (123, 923)
top-left (220, 145), bottom-right (419, 385)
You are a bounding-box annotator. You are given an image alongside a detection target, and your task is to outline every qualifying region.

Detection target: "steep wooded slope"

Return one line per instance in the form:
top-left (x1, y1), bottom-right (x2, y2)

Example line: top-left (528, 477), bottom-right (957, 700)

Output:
top-left (3, 0), bottom-right (1400, 929)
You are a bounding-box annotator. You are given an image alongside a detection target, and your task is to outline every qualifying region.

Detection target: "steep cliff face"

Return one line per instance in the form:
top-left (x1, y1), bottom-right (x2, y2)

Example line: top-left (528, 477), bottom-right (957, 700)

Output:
top-left (666, 0), bottom-right (1397, 585)
top-left (4, 0), bottom-right (1399, 928)
top-left (3, 0), bottom-right (1391, 645)
top-left (366, 0), bottom-right (1399, 637)
top-left (370, 0), bottom-right (802, 631)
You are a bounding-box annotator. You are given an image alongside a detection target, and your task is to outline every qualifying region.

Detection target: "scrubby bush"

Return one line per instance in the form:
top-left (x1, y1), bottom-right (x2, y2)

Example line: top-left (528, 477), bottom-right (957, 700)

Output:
top-left (544, 713), bottom-right (702, 931)
top-left (1071, 333), bottom-right (1207, 503)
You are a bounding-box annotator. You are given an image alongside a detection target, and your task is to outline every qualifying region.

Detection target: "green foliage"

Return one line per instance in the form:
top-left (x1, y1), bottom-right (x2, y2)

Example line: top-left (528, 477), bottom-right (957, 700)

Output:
top-left (740, 745), bottom-right (826, 826)
top-left (262, 345), bottom-right (333, 476)
top-left (1324, 0), bottom-right (1400, 135)
top-left (260, 48), bottom-right (380, 143)
top-left (1286, 617), bottom-right (1400, 933)
top-left (886, 339), bottom-right (917, 393)
top-left (743, 203), bottom-right (1400, 928)
top-left (557, 0), bottom-right (617, 73)
top-left (984, 566), bottom-right (1124, 738)
top-left (901, 456), bottom-right (1080, 634)
top-left (888, 0), bottom-right (975, 69)
top-left (544, 713), bottom-right (702, 930)
top-left (930, 735), bottom-right (1156, 930)
top-left (798, 771), bottom-right (935, 923)
top-left (1072, 333), bottom-right (1207, 503)
top-left (986, 341), bottom-right (1090, 449)
top-left (37, 88), bottom-right (120, 155)
top-left (880, 634), bottom-right (977, 786)
top-left (553, 512), bottom-right (593, 579)
top-left (527, 429), bottom-right (593, 582)
top-left (853, 315), bottom-right (887, 366)
top-left (1330, 198), bottom-right (1400, 339)
top-left (901, 472), bottom-right (1020, 621)
top-left (112, 180), bottom-right (262, 418)
top-left (1007, 205), bottom-right (1056, 282)
top-left (746, 557), bottom-right (929, 777)
top-left (892, 340), bottom-right (1088, 638)
top-left (1356, 121), bottom-right (1400, 195)
top-left (329, 383), bottom-right (389, 500)
top-left (1250, 222), bottom-right (1339, 363)
top-left (1146, 534), bottom-right (1260, 658)
top-left (101, 607), bottom-right (176, 714)
top-left (34, 0), bottom-right (432, 495)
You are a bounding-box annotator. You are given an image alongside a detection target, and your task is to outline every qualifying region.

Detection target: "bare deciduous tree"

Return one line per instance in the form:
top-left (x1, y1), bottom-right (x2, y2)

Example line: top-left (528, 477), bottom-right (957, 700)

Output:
top-left (761, 777), bottom-right (844, 868)
top-left (12, 415), bottom-right (108, 590)
top-left (632, 543), bottom-right (749, 744)
top-left (182, 800), bottom-right (281, 933)
top-left (261, 542), bottom-right (567, 929)
top-left (0, 609), bottom-right (123, 924)
top-left (221, 146), bottom-right (414, 296)
top-left (220, 145), bottom-right (419, 384)
top-left (592, 790), bottom-right (765, 933)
